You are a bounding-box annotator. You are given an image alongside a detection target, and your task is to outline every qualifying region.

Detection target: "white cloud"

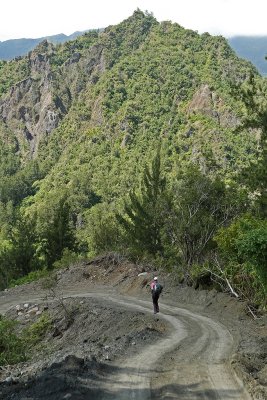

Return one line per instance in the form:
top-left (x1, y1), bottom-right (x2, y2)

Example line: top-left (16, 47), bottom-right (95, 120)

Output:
top-left (0, 0), bottom-right (267, 41)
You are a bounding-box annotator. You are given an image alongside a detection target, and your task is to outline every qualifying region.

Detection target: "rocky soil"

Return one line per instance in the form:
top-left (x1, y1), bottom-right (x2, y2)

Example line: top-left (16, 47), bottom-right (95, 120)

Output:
top-left (0, 254), bottom-right (266, 399)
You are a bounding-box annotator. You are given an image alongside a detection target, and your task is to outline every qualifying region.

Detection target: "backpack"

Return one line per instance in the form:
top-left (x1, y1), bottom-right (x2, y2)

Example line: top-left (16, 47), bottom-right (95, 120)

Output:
top-left (153, 282), bottom-right (163, 295)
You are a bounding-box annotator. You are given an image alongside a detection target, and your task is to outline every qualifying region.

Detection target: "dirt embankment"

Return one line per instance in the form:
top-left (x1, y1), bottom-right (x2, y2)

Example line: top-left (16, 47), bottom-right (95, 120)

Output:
top-left (0, 254), bottom-right (266, 399)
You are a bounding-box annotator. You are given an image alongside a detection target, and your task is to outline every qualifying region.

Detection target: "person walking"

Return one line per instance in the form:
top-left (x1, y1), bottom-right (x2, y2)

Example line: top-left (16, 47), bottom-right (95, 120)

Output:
top-left (150, 277), bottom-right (163, 314)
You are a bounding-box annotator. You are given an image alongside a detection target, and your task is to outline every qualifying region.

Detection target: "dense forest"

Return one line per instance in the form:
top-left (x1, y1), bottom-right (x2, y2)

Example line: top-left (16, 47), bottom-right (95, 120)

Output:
top-left (1, 27), bottom-right (267, 79)
top-left (0, 10), bottom-right (266, 306)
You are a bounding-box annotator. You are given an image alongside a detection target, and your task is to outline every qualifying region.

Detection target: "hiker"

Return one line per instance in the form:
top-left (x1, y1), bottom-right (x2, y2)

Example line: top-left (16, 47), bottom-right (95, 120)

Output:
top-left (150, 277), bottom-right (163, 314)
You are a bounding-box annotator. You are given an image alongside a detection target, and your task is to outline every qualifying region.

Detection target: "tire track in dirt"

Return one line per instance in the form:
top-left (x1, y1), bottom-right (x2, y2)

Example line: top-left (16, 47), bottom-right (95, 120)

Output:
top-left (64, 292), bottom-right (252, 400)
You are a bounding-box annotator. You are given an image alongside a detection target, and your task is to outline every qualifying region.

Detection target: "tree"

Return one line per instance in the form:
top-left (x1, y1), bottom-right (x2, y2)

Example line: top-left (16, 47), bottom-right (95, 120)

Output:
top-left (33, 194), bottom-right (76, 268)
top-left (163, 166), bottom-right (243, 277)
top-left (234, 75), bottom-right (267, 216)
top-left (216, 215), bottom-right (267, 303)
top-left (80, 203), bottom-right (120, 256)
top-left (117, 146), bottom-right (166, 256)
top-left (0, 210), bottom-right (37, 288)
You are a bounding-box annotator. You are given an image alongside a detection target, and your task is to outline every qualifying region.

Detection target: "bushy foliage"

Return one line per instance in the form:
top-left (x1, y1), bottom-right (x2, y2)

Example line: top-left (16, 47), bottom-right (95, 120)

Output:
top-left (163, 167), bottom-right (245, 273)
top-left (0, 316), bottom-right (26, 365)
top-left (0, 57), bottom-right (29, 96)
top-left (216, 215), bottom-right (267, 303)
top-left (0, 209), bottom-right (38, 289)
top-left (117, 147), bottom-right (166, 256)
top-left (80, 203), bottom-right (120, 257)
top-left (0, 313), bottom-right (52, 366)
top-left (9, 269), bottom-right (50, 287)
top-left (23, 313), bottom-right (52, 347)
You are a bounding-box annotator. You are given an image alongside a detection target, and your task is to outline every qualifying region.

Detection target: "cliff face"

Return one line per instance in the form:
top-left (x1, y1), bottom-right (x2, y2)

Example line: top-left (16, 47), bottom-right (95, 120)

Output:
top-left (0, 38), bottom-right (107, 159)
top-left (0, 42), bottom-right (60, 158)
top-left (187, 84), bottom-right (239, 128)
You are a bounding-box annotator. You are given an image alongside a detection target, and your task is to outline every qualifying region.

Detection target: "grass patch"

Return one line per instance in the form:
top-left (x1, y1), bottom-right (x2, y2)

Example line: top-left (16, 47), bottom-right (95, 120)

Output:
top-left (0, 316), bottom-right (26, 365)
top-left (9, 269), bottom-right (50, 287)
top-left (23, 313), bottom-right (52, 347)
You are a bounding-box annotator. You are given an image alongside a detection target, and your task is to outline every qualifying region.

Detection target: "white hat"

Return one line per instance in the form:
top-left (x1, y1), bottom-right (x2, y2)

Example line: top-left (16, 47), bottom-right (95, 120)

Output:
top-left (154, 276), bottom-right (158, 280)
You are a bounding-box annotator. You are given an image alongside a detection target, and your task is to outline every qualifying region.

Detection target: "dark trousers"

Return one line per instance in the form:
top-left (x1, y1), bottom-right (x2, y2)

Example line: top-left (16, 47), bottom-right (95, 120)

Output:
top-left (152, 294), bottom-right (159, 313)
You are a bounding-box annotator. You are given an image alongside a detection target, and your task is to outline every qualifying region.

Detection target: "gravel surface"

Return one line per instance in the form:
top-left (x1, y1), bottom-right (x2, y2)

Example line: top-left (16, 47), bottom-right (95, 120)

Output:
top-left (0, 255), bottom-right (266, 399)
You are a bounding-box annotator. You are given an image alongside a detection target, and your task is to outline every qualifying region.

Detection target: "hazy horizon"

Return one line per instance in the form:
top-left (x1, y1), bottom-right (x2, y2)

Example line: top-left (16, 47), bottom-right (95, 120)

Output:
top-left (1, 0), bottom-right (267, 41)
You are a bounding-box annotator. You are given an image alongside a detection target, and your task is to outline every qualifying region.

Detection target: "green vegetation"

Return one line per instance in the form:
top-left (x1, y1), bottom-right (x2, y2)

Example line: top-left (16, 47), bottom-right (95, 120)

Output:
top-left (23, 313), bottom-right (52, 347)
top-left (0, 57), bottom-right (29, 96)
top-left (0, 313), bottom-right (52, 366)
top-left (9, 269), bottom-right (50, 287)
top-left (0, 316), bottom-right (26, 365)
top-left (0, 11), bottom-right (266, 307)
top-left (216, 215), bottom-right (267, 303)
top-left (117, 146), bottom-right (166, 257)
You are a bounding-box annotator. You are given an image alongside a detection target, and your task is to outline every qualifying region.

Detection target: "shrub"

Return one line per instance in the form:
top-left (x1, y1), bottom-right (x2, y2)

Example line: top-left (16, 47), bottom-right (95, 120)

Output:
top-left (0, 316), bottom-right (26, 365)
top-left (9, 269), bottom-right (50, 287)
top-left (216, 215), bottom-right (267, 304)
top-left (23, 313), bottom-right (52, 347)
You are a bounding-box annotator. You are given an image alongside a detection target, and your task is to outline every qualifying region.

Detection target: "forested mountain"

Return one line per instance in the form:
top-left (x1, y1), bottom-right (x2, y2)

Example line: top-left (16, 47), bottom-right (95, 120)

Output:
top-left (1, 29), bottom-right (267, 80)
top-left (0, 10), bottom-right (266, 305)
top-left (228, 36), bottom-right (267, 76)
top-left (0, 31), bottom-right (86, 61)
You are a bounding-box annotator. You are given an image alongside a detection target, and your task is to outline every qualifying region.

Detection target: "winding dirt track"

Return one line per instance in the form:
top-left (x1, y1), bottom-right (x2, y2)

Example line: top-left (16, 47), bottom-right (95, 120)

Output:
top-left (0, 289), bottom-right (251, 400)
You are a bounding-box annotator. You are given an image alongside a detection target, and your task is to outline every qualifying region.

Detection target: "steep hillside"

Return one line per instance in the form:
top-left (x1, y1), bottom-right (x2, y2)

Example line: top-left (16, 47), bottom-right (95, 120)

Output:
top-left (0, 10), bottom-right (266, 300)
top-left (0, 11), bottom-right (259, 171)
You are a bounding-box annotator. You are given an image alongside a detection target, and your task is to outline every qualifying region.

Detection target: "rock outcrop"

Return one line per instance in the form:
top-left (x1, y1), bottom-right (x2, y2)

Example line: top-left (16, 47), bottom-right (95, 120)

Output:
top-left (188, 84), bottom-right (239, 128)
top-left (0, 39), bottom-right (106, 159)
top-left (0, 42), bottom-right (60, 158)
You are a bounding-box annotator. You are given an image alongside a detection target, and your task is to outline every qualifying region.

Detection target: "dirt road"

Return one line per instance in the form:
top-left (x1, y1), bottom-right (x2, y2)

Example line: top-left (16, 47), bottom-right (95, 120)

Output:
top-left (84, 292), bottom-right (251, 400)
top-left (0, 288), bottom-right (251, 399)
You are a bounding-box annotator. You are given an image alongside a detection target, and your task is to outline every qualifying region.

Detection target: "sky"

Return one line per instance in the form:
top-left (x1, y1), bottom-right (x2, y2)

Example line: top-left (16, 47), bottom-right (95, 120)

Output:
top-left (1, 0), bottom-right (267, 42)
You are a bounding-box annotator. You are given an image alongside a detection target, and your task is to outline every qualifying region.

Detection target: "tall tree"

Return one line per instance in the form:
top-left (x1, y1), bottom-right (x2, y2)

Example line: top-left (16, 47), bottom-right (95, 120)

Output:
top-left (235, 75), bottom-right (267, 216)
top-left (117, 146), bottom-right (166, 256)
top-left (0, 210), bottom-right (37, 288)
top-left (215, 215), bottom-right (267, 303)
top-left (34, 195), bottom-right (76, 268)
top-left (164, 166), bottom-right (244, 277)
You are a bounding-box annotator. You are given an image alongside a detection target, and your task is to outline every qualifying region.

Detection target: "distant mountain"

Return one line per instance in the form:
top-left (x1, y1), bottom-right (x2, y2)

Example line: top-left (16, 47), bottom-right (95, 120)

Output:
top-left (228, 36), bottom-right (267, 76)
top-left (0, 31), bottom-right (86, 60)
top-left (2, 30), bottom-right (267, 77)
